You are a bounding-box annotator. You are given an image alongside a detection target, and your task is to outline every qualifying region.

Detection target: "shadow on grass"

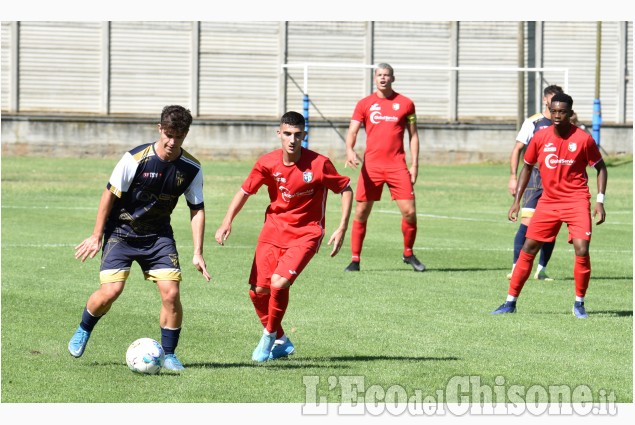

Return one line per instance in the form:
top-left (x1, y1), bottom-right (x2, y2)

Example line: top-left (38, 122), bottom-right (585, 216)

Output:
top-left (530, 309), bottom-right (633, 317)
top-left (185, 355), bottom-right (460, 370)
top-left (349, 267), bottom-right (509, 273)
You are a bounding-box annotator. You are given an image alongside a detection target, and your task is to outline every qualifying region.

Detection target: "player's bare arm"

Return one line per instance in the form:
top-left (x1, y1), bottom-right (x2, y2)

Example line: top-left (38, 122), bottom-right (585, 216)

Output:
top-left (508, 142), bottom-right (525, 196)
top-left (407, 121), bottom-right (420, 185)
top-left (215, 190), bottom-right (250, 245)
top-left (327, 187), bottom-right (353, 257)
top-left (345, 120), bottom-right (363, 169)
top-left (593, 161), bottom-right (608, 225)
top-left (508, 164), bottom-right (532, 222)
top-left (190, 208), bottom-right (211, 281)
top-left (74, 188), bottom-right (116, 262)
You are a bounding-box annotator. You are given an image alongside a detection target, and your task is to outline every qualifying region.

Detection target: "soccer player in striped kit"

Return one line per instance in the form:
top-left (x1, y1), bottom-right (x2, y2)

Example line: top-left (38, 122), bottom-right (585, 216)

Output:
top-left (343, 63), bottom-right (425, 273)
top-left (215, 111), bottom-right (353, 362)
top-left (69, 105), bottom-right (211, 370)
top-left (492, 93), bottom-right (607, 318)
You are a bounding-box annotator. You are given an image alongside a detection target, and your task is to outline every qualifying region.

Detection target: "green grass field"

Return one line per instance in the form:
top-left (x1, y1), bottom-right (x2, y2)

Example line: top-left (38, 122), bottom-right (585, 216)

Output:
top-left (1, 155), bottom-right (632, 412)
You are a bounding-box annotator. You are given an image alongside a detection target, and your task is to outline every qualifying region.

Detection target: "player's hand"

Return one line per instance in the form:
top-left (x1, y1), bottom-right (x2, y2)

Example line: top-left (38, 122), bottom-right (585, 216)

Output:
top-left (593, 203), bottom-right (606, 225)
top-left (74, 234), bottom-right (102, 262)
top-left (508, 176), bottom-right (518, 196)
top-left (409, 165), bottom-right (418, 185)
top-left (345, 150), bottom-right (360, 169)
top-left (193, 254), bottom-right (211, 282)
top-left (508, 203), bottom-right (520, 222)
top-left (327, 228), bottom-right (346, 257)
top-left (214, 224), bottom-right (231, 245)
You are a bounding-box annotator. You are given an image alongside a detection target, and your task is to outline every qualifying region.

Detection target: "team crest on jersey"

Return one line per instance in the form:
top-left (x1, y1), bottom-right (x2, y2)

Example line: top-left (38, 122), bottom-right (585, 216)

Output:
top-left (176, 170), bottom-right (185, 187)
top-left (393, 103), bottom-right (400, 111)
top-left (303, 171), bottom-right (313, 183)
top-left (568, 142), bottom-right (577, 152)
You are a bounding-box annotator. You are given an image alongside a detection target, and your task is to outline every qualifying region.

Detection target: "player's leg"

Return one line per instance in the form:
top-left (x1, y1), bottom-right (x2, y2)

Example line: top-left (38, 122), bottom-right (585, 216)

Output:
top-left (144, 236), bottom-right (185, 370)
top-left (493, 208), bottom-right (560, 314)
top-left (346, 166), bottom-right (381, 271)
top-left (266, 246), bottom-right (315, 360)
top-left (346, 200), bottom-right (374, 271)
top-left (395, 198), bottom-right (424, 271)
top-left (249, 242), bottom-right (282, 362)
top-left (69, 235), bottom-right (131, 358)
top-left (156, 280), bottom-right (185, 369)
top-left (567, 208), bottom-right (593, 319)
top-left (389, 167), bottom-right (424, 272)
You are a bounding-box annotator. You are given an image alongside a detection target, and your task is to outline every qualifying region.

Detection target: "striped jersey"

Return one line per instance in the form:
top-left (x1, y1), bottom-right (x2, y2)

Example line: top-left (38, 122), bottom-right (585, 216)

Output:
top-left (105, 143), bottom-right (204, 239)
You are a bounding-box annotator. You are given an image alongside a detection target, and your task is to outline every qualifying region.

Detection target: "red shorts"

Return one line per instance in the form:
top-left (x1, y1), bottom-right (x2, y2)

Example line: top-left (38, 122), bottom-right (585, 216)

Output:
top-left (356, 164), bottom-right (414, 202)
top-left (526, 204), bottom-right (592, 244)
top-left (248, 242), bottom-right (316, 288)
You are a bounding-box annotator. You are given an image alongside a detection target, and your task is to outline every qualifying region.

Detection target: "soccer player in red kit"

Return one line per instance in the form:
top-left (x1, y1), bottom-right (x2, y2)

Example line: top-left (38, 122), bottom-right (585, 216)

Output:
top-left (492, 92), bottom-right (607, 318)
top-left (344, 63), bottom-right (425, 272)
top-left (215, 111), bottom-right (353, 362)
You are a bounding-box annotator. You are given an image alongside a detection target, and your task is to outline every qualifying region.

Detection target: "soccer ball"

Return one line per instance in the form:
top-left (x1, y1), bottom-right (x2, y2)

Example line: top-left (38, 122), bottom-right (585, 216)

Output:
top-left (126, 338), bottom-right (165, 375)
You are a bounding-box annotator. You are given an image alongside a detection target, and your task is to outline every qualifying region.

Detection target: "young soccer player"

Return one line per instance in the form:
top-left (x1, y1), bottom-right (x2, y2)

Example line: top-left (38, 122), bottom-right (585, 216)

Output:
top-left (507, 85), bottom-right (563, 281)
top-left (69, 105), bottom-right (211, 370)
top-left (343, 63), bottom-right (425, 272)
top-left (215, 111), bottom-right (353, 362)
top-left (492, 93), bottom-right (607, 318)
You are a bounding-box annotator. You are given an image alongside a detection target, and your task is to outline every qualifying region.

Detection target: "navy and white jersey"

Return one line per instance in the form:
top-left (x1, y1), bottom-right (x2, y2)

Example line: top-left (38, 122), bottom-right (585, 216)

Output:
top-left (516, 113), bottom-right (552, 191)
top-left (515, 113), bottom-right (552, 146)
top-left (105, 143), bottom-right (204, 239)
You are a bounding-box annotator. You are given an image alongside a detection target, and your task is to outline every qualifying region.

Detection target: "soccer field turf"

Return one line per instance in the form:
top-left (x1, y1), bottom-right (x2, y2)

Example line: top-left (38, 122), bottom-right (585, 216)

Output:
top-left (1, 155), bottom-right (632, 411)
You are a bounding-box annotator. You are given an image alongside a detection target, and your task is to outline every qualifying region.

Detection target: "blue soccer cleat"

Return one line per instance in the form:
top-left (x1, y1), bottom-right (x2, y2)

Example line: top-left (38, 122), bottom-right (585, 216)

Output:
top-left (269, 337), bottom-right (295, 360)
top-left (252, 329), bottom-right (277, 362)
top-left (163, 353), bottom-right (185, 371)
top-left (491, 301), bottom-right (517, 314)
top-left (572, 301), bottom-right (588, 319)
top-left (68, 326), bottom-right (91, 358)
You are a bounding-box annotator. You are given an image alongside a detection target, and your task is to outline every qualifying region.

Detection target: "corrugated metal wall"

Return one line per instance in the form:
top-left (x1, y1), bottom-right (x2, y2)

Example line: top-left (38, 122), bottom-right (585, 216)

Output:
top-left (199, 21), bottom-right (282, 118)
top-left (1, 22), bottom-right (11, 112)
top-left (109, 21), bottom-right (192, 114)
top-left (373, 21), bottom-right (454, 121)
top-left (17, 21), bottom-right (103, 113)
top-left (285, 21), bottom-right (368, 119)
top-left (1, 20), bottom-right (632, 125)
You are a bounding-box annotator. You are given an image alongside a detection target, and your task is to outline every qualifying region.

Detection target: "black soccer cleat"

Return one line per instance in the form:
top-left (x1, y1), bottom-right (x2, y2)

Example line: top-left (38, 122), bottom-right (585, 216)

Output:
top-left (344, 261), bottom-right (360, 272)
top-left (402, 255), bottom-right (426, 272)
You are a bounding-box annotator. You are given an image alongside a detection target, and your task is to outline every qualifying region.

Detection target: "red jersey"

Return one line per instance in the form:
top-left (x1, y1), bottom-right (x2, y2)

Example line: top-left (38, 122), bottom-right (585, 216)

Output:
top-left (524, 125), bottom-right (603, 208)
top-left (352, 91), bottom-right (416, 168)
top-left (241, 148), bottom-right (351, 251)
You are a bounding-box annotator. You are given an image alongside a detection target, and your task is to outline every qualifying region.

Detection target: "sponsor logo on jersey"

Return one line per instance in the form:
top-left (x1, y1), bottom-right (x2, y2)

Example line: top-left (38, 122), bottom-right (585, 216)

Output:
top-left (370, 111), bottom-right (400, 125)
top-left (303, 171), bottom-right (313, 183)
top-left (279, 186), bottom-right (315, 202)
top-left (568, 142), bottom-right (577, 152)
top-left (544, 142), bottom-right (557, 153)
top-left (143, 172), bottom-right (163, 179)
top-left (545, 154), bottom-right (575, 169)
top-left (272, 172), bottom-right (286, 183)
top-left (370, 103), bottom-right (381, 111)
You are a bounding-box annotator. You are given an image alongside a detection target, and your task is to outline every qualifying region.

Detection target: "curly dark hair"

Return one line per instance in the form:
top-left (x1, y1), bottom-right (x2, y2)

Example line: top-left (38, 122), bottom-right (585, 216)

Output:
top-left (160, 105), bottom-right (193, 133)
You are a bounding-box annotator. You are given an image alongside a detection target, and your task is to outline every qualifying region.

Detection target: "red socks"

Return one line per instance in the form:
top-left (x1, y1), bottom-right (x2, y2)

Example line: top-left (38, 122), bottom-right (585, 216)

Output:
top-left (249, 289), bottom-right (269, 328)
top-left (350, 220), bottom-right (367, 262)
top-left (267, 286), bottom-right (289, 336)
top-left (574, 255), bottom-right (591, 298)
top-left (509, 250), bottom-right (535, 297)
top-left (402, 218), bottom-right (417, 257)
